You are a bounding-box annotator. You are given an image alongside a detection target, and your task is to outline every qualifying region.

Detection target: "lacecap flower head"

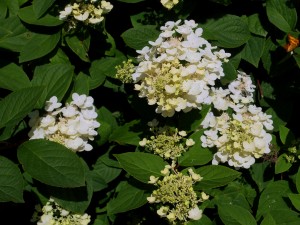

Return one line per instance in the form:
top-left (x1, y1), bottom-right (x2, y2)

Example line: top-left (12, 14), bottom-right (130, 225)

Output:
top-left (59, 0), bottom-right (113, 29)
top-left (132, 19), bottom-right (230, 117)
top-left (28, 93), bottom-right (100, 152)
top-left (147, 167), bottom-right (208, 224)
top-left (32, 198), bottom-right (91, 225)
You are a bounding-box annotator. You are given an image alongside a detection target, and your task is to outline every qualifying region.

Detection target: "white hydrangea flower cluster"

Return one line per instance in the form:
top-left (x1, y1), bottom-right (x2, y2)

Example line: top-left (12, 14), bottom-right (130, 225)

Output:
top-left (161, 0), bottom-right (180, 9)
top-left (33, 198), bottom-right (91, 225)
top-left (28, 93), bottom-right (100, 152)
top-left (147, 166), bottom-right (208, 224)
top-left (132, 19), bottom-right (231, 117)
top-left (59, 0), bottom-right (113, 28)
top-left (200, 73), bottom-right (274, 168)
top-left (139, 119), bottom-right (195, 161)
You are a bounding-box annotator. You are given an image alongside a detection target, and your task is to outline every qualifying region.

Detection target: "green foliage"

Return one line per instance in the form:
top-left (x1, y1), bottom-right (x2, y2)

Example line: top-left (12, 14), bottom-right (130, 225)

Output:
top-left (1, 0), bottom-right (300, 224)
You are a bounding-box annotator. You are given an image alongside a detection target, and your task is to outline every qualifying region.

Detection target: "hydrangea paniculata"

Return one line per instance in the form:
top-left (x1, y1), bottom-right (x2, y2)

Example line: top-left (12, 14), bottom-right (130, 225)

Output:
top-left (132, 20), bottom-right (230, 117)
top-left (28, 93), bottom-right (100, 152)
top-left (32, 198), bottom-right (91, 225)
top-left (147, 166), bottom-right (208, 224)
top-left (59, 0), bottom-right (113, 29)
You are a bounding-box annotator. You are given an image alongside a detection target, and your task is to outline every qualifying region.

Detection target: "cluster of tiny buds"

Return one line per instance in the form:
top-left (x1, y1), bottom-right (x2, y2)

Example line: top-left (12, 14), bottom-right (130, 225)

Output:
top-left (139, 119), bottom-right (195, 161)
top-left (32, 198), bottom-right (91, 225)
top-left (59, 0), bottom-right (113, 29)
top-left (28, 93), bottom-right (100, 152)
top-left (147, 165), bottom-right (208, 224)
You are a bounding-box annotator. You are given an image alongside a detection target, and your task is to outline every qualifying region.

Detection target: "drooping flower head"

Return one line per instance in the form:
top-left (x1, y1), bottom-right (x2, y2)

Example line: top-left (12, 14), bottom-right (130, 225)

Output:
top-left (28, 93), bottom-right (100, 152)
top-left (133, 20), bottom-right (230, 117)
top-left (147, 166), bottom-right (208, 224)
top-left (32, 198), bottom-right (91, 225)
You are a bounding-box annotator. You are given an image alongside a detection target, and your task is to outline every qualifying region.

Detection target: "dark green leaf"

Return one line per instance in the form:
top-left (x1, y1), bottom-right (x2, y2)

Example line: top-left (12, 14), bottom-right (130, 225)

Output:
top-left (202, 15), bottom-right (250, 48)
top-left (114, 152), bottom-right (167, 183)
top-left (32, 0), bottom-right (55, 18)
top-left (74, 72), bottom-right (90, 96)
top-left (65, 33), bottom-right (90, 62)
top-left (269, 209), bottom-right (300, 225)
top-left (194, 165), bottom-right (241, 189)
top-left (0, 63), bottom-right (31, 91)
top-left (5, 0), bottom-right (19, 16)
top-left (247, 14), bottom-right (268, 37)
top-left (18, 5), bottom-right (63, 26)
top-left (221, 60), bottom-right (238, 85)
top-left (17, 139), bottom-right (86, 188)
top-left (241, 35), bottom-right (265, 68)
top-left (19, 32), bottom-right (61, 63)
top-left (0, 156), bottom-right (24, 203)
top-left (260, 214), bottom-right (276, 225)
top-left (107, 181), bottom-right (148, 214)
top-left (218, 204), bottom-right (257, 225)
top-left (266, 0), bottom-right (297, 32)
top-left (288, 193), bottom-right (300, 211)
top-left (275, 154), bottom-right (292, 174)
top-left (121, 25), bottom-right (159, 50)
top-left (0, 86), bottom-right (44, 129)
top-left (179, 130), bottom-right (213, 166)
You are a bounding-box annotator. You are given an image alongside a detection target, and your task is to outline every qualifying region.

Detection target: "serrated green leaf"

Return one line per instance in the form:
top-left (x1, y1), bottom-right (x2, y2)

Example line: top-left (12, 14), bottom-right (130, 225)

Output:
top-left (107, 181), bottom-right (148, 214)
top-left (0, 63), bottom-right (31, 91)
top-left (266, 0), bottom-right (297, 33)
top-left (179, 130), bottom-right (213, 166)
top-left (247, 13), bottom-right (268, 37)
top-left (0, 86), bottom-right (44, 129)
top-left (194, 165), bottom-right (241, 189)
top-left (109, 120), bottom-right (142, 146)
top-left (221, 60), bottom-right (238, 85)
top-left (65, 33), bottom-right (90, 62)
top-left (241, 35), bottom-right (265, 68)
top-left (275, 154), bottom-right (292, 174)
top-left (73, 72), bottom-right (90, 96)
top-left (121, 25), bottom-right (159, 50)
top-left (256, 180), bottom-right (291, 220)
top-left (31, 63), bottom-right (74, 108)
top-left (19, 32), bottom-right (60, 63)
top-left (17, 139), bottom-right (86, 188)
top-left (218, 204), bottom-right (257, 225)
top-left (288, 193), bottom-right (300, 211)
top-left (0, 156), bottom-right (24, 203)
top-left (18, 5), bottom-right (63, 26)
top-left (92, 158), bottom-right (121, 184)
top-left (114, 152), bottom-right (167, 183)
top-left (202, 15), bottom-right (250, 48)
top-left (32, 0), bottom-right (55, 18)
top-left (260, 214), bottom-right (276, 225)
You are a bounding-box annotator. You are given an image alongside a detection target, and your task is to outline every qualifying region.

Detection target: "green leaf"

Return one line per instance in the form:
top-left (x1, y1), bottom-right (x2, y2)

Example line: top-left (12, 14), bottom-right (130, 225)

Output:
top-left (178, 105), bottom-right (211, 132)
top-left (0, 63), bottom-right (31, 91)
top-left (19, 32), bottom-right (60, 63)
top-left (18, 6), bottom-right (63, 26)
top-left (265, 108), bottom-right (287, 132)
top-left (288, 193), bottom-right (300, 211)
top-left (109, 120), bottom-right (142, 146)
top-left (0, 86), bottom-right (44, 129)
top-left (266, 0), bottom-right (297, 32)
top-left (89, 53), bottom-right (126, 90)
top-left (17, 139), bottom-right (86, 188)
top-left (65, 33), bottom-right (90, 62)
top-left (5, 0), bottom-right (19, 16)
top-left (269, 209), bottom-right (300, 225)
top-left (194, 165), bottom-right (241, 189)
top-left (202, 15), bottom-right (250, 48)
top-left (50, 48), bottom-right (71, 64)
top-left (188, 215), bottom-right (213, 225)
top-left (121, 25), bottom-right (159, 50)
top-left (275, 154), bottom-right (292, 174)
top-left (218, 204), bottom-right (257, 225)
top-left (279, 125), bottom-right (294, 145)
top-left (32, 0), bottom-right (55, 18)
top-left (261, 38), bottom-right (277, 74)
top-left (247, 14), bottom-right (268, 37)
top-left (31, 63), bottom-right (74, 108)
top-left (50, 160), bottom-right (93, 213)
top-left (256, 180), bottom-right (291, 220)
top-left (0, 156), bottom-right (24, 203)
top-left (221, 60), bottom-right (238, 85)
top-left (295, 167), bottom-right (300, 193)
top-left (179, 130), bottom-right (213, 166)
top-left (114, 152), bottom-right (168, 183)
top-left (260, 214), bottom-right (276, 225)
top-left (107, 181), bottom-right (148, 214)
top-left (73, 72), bottom-right (90, 96)
top-left (241, 35), bottom-right (265, 68)
top-left (250, 161), bottom-right (272, 192)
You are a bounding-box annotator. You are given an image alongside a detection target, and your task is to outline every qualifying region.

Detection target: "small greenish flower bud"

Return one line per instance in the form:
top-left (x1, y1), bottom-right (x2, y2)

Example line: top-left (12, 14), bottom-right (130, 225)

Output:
top-left (115, 59), bottom-right (135, 83)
